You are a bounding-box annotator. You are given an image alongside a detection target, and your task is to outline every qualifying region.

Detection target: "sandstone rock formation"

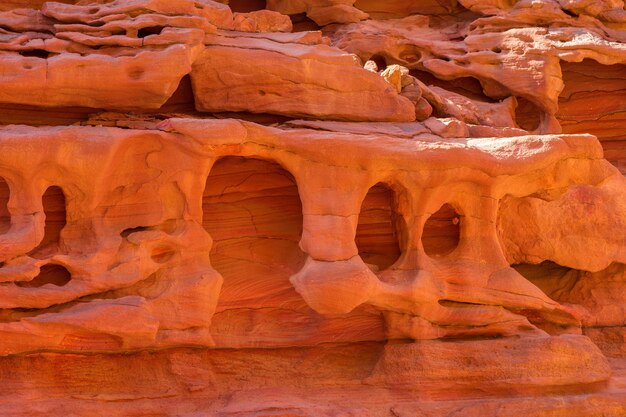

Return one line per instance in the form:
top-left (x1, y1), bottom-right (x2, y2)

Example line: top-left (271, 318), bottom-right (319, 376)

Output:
top-left (0, 1), bottom-right (624, 416)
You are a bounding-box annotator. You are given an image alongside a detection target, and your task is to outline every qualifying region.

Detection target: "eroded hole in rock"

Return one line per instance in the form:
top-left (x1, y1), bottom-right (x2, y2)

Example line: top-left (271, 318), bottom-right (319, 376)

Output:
top-left (202, 157), bottom-right (311, 345)
top-left (512, 261), bottom-right (584, 335)
top-left (410, 70), bottom-right (492, 102)
top-left (30, 186), bottom-right (66, 258)
top-left (368, 54), bottom-right (388, 71)
top-left (422, 203), bottom-right (460, 257)
top-left (0, 178), bottom-right (10, 234)
top-left (137, 26), bottom-right (164, 38)
top-left (16, 264), bottom-right (71, 288)
top-left (356, 183), bottom-right (402, 271)
top-left (515, 97), bottom-right (542, 131)
top-left (561, 8), bottom-right (579, 18)
top-left (120, 226), bottom-right (150, 238)
top-left (228, 0), bottom-right (266, 12)
top-left (156, 75), bottom-right (196, 113)
top-left (18, 50), bottom-right (51, 59)
top-left (290, 13), bottom-right (320, 32)
top-left (513, 261), bottom-right (578, 301)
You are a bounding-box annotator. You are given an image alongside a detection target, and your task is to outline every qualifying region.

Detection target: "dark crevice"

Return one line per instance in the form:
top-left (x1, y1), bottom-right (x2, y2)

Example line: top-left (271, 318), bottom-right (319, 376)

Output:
top-left (228, 0), bottom-right (266, 13)
top-left (290, 13), bottom-right (320, 32)
top-left (438, 299), bottom-right (485, 307)
top-left (19, 49), bottom-right (51, 59)
top-left (137, 26), bottom-right (165, 38)
top-left (562, 8), bottom-right (579, 18)
top-left (410, 70), bottom-right (494, 102)
top-left (15, 264), bottom-right (71, 288)
top-left (209, 111), bottom-right (292, 125)
top-left (120, 226), bottom-right (150, 238)
top-left (0, 178), bottom-right (10, 234)
top-left (513, 261), bottom-right (579, 301)
top-left (368, 54), bottom-right (387, 72)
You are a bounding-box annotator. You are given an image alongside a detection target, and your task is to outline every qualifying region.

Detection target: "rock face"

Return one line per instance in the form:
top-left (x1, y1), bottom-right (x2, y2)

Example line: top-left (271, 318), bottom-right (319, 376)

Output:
top-left (0, 1), bottom-right (624, 416)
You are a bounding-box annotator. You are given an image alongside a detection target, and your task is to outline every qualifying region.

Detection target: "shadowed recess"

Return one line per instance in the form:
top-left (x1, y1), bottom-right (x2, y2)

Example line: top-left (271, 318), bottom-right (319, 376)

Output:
top-left (558, 60), bottom-right (626, 173)
top-left (290, 13), bottom-right (320, 32)
top-left (513, 261), bottom-right (578, 301)
top-left (512, 261), bottom-right (583, 335)
top-left (202, 157), bottom-right (311, 345)
top-left (356, 183), bottom-right (402, 271)
top-left (368, 54), bottom-right (388, 71)
top-left (0, 178), bottom-right (10, 234)
top-left (228, 0), bottom-right (266, 12)
top-left (16, 264), bottom-right (71, 288)
top-left (355, 0), bottom-right (462, 17)
top-left (137, 26), bottom-right (164, 38)
top-left (422, 203), bottom-right (460, 257)
top-left (203, 158), bottom-right (385, 347)
top-left (30, 186), bottom-right (67, 258)
top-left (410, 70), bottom-right (491, 102)
top-left (515, 97), bottom-right (542, 131)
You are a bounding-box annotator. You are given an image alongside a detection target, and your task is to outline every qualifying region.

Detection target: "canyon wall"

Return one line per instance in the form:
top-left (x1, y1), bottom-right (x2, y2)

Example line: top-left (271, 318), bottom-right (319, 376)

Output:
top-left (0, 1), bottom-right (624, 416)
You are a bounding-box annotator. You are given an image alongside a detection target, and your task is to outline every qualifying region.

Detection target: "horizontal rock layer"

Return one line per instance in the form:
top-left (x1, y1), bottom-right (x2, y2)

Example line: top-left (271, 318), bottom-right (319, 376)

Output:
top-left (0, 120), bottom-right (618, 353)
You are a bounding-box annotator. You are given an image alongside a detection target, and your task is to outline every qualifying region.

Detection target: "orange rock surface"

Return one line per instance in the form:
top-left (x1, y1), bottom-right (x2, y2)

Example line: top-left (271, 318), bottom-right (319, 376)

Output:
top-left (0, 0), bottom-right (624, 416)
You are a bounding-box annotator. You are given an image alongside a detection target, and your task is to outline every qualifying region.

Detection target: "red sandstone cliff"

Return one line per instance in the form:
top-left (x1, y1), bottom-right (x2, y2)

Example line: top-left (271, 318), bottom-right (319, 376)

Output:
top-left (0, 1), bottom-right (624, 416)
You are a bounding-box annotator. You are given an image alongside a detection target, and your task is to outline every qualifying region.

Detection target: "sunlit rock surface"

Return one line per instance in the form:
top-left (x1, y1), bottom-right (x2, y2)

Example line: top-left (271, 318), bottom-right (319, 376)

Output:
top-left (0, 1), bottom-right (624, 416)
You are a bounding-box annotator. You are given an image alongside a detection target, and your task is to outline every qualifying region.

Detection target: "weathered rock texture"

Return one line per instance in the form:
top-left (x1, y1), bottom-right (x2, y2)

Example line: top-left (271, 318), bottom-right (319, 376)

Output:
top-left (0, 1), bottom-right (624, 416)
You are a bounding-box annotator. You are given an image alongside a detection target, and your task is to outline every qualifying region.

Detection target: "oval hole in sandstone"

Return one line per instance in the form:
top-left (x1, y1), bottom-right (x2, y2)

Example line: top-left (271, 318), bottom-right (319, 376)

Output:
top-left (422, 203), bottom-right (460, 257)
top-left (30, 186), bottom-right (67, 258)
top-left (16, 264), bottom-right (71, 288)
top-left (0, 178), bottom-right (10, 234)
top-left (515, 97), bottom-right (542, 131)
top-left (355, 183), bottom-right (402, 271)
top-left (202, 157), bottom-right (310, 345)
